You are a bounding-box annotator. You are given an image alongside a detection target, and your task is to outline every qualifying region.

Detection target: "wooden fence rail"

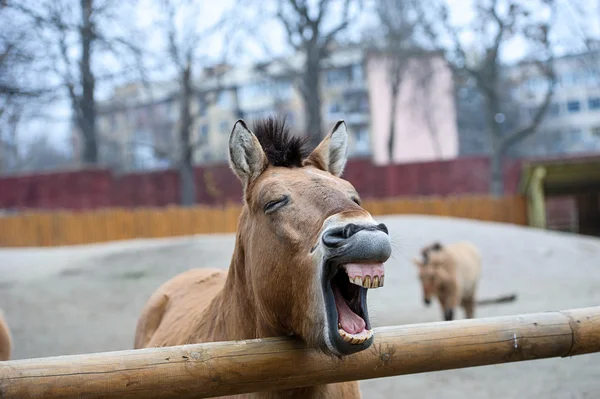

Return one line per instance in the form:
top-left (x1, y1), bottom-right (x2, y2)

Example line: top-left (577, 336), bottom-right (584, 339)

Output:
top-left (0, 195), bottom-right (527, 247)
top-left (1, 306), bottom-right (598, 399)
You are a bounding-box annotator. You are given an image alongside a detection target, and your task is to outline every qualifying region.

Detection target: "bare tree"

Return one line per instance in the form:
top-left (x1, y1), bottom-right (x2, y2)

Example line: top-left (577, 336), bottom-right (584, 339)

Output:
top-left (6, 0), bottom-right (144, 166)
top-left (275, 0), bottom-right (361, 147)
top-left (436, 0), bottom-right (556, 195)
top-left (0, 6), bottom-right (57, 172)
top-left (414, 58), bottom-right (443, 158)
top-left (154, 0), bottom-right (228, 206)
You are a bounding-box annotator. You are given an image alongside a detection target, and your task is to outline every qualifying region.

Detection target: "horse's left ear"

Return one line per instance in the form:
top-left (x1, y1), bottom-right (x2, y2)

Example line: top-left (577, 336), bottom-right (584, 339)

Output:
top-left (304, 120), bottom-right (348, 177)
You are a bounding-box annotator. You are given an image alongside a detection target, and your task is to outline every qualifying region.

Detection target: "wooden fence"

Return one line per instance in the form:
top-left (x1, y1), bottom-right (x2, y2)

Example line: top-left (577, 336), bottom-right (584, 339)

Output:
top-left (1, 306), bottom-right (598, 399)
top-left (0, 195), bottom-right (527, 247)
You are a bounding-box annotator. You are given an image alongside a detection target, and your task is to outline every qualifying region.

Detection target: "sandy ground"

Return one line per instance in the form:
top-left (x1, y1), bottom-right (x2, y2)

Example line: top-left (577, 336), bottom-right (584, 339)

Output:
top-left (1, 215), bottom-right (599, 398)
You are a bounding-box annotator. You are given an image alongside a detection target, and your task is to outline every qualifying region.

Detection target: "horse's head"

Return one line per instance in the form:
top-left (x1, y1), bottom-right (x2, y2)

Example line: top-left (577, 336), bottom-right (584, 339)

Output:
top-left (413, 242), bottom-right (446, 305)
top-left (228, 118), bottom-right (391, 356)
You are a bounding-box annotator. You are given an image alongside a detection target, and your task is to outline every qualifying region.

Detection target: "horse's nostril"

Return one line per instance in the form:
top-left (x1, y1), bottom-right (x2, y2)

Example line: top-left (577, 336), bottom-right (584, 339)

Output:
top-left (342, 223), bottom-right (360, 239)
top-left (322, 222), bottom-right (388, 248)
top-left (322, 223), bottom-right (364, 248)
top-left (376, 223), bottom-right (389, 235)
top-left (322, 227), bottom-right (345, 248)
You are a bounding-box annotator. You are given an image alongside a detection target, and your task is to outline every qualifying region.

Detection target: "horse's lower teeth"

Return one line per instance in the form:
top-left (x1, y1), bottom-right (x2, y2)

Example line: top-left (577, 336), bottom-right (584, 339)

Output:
top-left (337, 328), bottom-right (373, 344)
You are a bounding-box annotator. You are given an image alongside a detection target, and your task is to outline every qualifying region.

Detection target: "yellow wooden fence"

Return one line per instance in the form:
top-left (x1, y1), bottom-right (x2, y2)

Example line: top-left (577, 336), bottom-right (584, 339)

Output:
top-left (0, 195), bottom-right (526, 247)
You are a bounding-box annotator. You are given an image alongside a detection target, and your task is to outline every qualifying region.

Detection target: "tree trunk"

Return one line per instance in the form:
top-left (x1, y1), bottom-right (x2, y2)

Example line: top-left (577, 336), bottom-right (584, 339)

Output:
top-left (387, 84), bottom-right (399, 164)
top-left (425, 113), bottom-right (442, 159)
top-left (485, 91), bottom-right (504, 197)
top-left (303, 51), bottom-right (323, 149)
top-left (179, 64), bottom-right (196, 207)
top-left (79, 0), bottom-right (98, 165)
top-left (489, 143), bottom-right (504, 197)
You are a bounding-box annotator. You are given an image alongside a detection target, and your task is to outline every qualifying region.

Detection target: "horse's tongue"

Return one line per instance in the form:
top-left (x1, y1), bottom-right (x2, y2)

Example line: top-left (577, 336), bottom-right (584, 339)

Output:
top-left (333, 285), bottom-right (366, 334)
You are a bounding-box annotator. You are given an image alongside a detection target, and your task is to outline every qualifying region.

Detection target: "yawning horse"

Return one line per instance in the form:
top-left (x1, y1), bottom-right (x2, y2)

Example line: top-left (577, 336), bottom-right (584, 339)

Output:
top-left (134, 118), bottom-right (392, 398)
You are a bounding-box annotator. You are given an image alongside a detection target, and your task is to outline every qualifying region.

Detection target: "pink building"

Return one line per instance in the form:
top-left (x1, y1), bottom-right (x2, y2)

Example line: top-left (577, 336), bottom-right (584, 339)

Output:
top-left (366, 51), bottom-right (458, 165)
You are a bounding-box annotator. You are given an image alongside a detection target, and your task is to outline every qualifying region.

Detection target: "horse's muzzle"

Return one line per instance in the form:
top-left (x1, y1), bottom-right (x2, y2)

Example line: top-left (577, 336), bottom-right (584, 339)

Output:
top-left (321, 222), bottom-right (391, 265)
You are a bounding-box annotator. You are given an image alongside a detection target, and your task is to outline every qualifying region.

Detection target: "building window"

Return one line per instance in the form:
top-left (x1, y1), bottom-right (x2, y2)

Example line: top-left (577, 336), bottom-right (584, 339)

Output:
top-left (326, 68), bottom-right (350, 86)
top-left (354, 128), bottom-right (370, 155)
top-left (219, 120), bottom-right (229, 133)
top-left (567, 100), bottom-right (581, 113)
top-left (352, 64), bottom-right (364, 83)
top-left (588, 97), bottom-right (600, 110)
top-left (592, 126), bottom-right (600, 137)
top-left (548, 103), bottom-right (560, 116)
top-left (197, 96), bottom-right (207, 117)
top-left (200, 124), bottom-right (209, 140)
top-left (359, 95), bottom-right (369, 112)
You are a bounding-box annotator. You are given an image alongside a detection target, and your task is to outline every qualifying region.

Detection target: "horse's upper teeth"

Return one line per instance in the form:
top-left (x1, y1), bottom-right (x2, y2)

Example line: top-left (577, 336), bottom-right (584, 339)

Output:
top-left (363, 276), bottom-right (371, 288)
top-left (349, 274), bottom-right (384, 288)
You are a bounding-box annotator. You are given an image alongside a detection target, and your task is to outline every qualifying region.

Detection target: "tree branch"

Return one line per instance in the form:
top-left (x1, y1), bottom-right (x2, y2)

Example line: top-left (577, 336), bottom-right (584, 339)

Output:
top-left (163, 0), bottom-right (182, 69)
top-left (320, 0), bottom-right (353, 53)
top-left (277, 2), bottom-right (303, 51)
top-left (501, 59), bottom-right (556, 151)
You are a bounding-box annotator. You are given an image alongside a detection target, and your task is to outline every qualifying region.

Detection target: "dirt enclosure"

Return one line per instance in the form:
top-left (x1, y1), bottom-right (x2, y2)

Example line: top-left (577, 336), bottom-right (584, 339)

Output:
top-left (1, 215), bottom-right (599, 398)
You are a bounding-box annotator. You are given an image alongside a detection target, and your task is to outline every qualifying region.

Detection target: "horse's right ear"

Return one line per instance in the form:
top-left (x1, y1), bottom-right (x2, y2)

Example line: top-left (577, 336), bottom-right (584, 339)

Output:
top-left (228, 120), bottom-right (268, 188)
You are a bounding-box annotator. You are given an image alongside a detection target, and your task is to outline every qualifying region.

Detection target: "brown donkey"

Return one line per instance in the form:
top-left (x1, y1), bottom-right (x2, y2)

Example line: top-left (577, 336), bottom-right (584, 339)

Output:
top-left (412, 241), bottom-right (481, 321)
top-left (0, 309), bottom-right (11, 361)
top-left (135, 118), bottom-right (392, 398)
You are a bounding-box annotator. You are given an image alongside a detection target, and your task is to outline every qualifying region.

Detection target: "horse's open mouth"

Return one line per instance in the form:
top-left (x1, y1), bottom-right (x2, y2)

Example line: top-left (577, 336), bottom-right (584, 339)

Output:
top-left (324, 262), bottom-right (385, 355)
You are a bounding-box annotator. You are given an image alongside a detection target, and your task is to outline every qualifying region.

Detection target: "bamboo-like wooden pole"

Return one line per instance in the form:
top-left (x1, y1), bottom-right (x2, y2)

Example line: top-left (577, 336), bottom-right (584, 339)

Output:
top-left (1, 307), bottom-right (599, 399)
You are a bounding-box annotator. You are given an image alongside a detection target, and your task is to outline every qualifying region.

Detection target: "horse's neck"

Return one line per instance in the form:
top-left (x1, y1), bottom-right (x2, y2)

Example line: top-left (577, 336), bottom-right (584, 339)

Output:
top-left (198, 247), bottom-right (358, 399)
top-left (197, 244), bottom-right (276, 342)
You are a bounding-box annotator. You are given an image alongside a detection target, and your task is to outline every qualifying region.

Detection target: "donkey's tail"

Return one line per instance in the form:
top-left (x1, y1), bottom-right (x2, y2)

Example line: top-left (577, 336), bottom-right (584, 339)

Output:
top-left (476, 293), bottom-right (517, 306)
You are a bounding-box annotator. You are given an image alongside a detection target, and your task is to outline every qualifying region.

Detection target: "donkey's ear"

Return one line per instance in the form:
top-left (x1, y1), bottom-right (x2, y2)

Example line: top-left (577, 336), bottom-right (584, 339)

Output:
top-left (228, 120), bottom-right (268, 187)
top-left (304, 120), bottom-right (348, 177)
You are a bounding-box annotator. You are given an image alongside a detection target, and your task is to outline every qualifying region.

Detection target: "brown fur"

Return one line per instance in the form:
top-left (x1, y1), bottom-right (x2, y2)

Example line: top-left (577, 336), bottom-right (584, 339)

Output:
top-left (0, 309), bottom-right (12, 361)
top-left (135, 120), bottom-right (382, 398)
top-left (413, 241), bottom-right (482, 321)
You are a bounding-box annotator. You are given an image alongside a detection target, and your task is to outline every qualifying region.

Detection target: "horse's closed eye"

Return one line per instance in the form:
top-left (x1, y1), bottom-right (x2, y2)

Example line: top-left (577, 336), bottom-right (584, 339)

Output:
top-left (264, 196), bottom-right (290, 213)
top-left (351, 197), bottom-right (362, 206)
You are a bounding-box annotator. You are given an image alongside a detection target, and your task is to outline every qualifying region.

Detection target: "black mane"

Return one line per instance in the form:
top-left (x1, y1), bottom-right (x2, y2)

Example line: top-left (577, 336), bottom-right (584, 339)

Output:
top-left (421, 242), bottom-right (443, 264)
top-left (252, 117), bottom-right (310, 168)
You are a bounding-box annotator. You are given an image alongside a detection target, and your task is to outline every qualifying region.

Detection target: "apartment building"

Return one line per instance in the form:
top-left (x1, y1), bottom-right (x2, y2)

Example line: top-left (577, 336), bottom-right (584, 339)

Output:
top-left (83, 45), bottom-right (458, 171)
top-left (515, 51), bottom-right (600, 157)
